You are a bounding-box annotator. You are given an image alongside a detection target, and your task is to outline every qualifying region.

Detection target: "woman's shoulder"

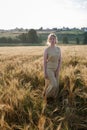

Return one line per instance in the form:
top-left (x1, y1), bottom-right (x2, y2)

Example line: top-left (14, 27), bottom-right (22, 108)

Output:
top-left (55, 45), bottom-right (60, 49)
top-left (44, 46), bottom-right (50, 52)
top-left (56, 46), bottom-right (61, 51)
top-left (56, 46), bottom-right (61, 56)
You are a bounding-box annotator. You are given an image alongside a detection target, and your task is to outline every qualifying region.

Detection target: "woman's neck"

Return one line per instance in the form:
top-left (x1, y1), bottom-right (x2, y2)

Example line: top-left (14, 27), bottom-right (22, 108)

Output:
top-left (50, 44), bottom-right (56, 48)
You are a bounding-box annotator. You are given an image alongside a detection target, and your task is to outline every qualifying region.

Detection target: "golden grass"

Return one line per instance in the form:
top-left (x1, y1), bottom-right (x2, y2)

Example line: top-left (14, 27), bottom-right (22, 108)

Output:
top-left (0, 45), bottom-right (87, 130)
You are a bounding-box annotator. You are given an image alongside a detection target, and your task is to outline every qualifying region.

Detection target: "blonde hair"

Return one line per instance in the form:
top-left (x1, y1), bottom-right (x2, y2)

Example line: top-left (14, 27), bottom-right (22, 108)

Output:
top-left (47, 33), bottom-right (58, 45)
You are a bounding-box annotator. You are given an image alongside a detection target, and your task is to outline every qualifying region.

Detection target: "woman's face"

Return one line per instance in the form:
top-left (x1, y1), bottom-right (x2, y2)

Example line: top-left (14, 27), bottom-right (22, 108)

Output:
top-left (49, 36), bottom-right (56, 45)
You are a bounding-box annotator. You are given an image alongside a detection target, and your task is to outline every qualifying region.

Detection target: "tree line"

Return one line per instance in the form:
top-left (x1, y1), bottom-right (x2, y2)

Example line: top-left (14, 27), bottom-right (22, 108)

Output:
top-left (62, 32), bottom-right (87, 44)
top-left (0, 29), bottom-right (87, 44)
top-left (0, 29), bottom-right (42, 44)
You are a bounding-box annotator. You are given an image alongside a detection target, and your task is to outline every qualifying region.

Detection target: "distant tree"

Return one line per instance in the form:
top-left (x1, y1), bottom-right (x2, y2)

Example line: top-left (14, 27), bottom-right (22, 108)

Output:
top-left (39, 27), bottom-right (43, 31)
top-left (0, 37), bottom-right (7, 43)
top-left (52, 28), bottom-right (57, 31)
top-left (63, 36), bottom-right (69, 44)
top-left (38, 34), bottom-right (42, 43)
top-left (18, 33), bottom-right (27, 42)
top-left (17, 29), bottom-right (39, 43)
top-left (0, 37), bottom-right (20, 43)
top-left (83, 32), bottom-right (87, 44)
top-left (76, 37), bottom-right (80, 44)
top-left (27, 29), bottom-right (38, 43)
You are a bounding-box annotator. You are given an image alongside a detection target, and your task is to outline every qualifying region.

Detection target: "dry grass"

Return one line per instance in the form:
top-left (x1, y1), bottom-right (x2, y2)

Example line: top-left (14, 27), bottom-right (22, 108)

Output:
top-left (0, 45), bottom-right (87, 130)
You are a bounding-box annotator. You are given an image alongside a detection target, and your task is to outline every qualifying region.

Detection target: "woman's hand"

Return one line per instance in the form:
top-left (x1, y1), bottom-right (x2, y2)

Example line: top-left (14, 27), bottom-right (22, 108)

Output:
top-left (55, 70), bottom-right (59, 78)
top-left (44, 72), bottom-right (48, 79)
top-left (43, 48), bottom-right (48, 79)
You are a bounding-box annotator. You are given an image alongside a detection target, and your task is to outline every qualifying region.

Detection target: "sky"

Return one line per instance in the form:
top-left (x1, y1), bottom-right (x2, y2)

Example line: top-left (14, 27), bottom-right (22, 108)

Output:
top-left (0, 0), bottom-right (87, 29)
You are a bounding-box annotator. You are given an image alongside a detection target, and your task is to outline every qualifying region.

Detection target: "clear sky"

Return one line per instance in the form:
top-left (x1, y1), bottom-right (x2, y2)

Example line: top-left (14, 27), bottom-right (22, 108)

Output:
top-left (0, 0), bottom-right (87, 29)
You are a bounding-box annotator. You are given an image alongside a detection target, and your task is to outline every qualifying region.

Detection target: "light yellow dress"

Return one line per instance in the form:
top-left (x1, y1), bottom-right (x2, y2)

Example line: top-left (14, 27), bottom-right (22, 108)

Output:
top-left (44, 46), bottom-right (61, 98)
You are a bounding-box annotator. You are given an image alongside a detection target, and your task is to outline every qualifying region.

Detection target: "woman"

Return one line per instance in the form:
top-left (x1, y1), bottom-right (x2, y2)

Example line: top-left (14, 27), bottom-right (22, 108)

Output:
top-left (43, 33), bottom-right (61, 103)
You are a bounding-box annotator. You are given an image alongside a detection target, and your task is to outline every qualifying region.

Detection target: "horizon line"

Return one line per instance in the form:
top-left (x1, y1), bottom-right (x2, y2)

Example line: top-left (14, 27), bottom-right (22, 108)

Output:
top-left (0, 26), bottom-right (87, 30)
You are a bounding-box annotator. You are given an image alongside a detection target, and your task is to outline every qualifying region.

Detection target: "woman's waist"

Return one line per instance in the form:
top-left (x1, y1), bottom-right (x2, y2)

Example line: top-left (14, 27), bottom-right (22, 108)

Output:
top-left (47, 62), bottom-right (58, 69)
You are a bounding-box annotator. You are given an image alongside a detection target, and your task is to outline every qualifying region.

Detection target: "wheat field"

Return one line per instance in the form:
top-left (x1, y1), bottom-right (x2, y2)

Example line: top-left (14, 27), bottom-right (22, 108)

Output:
top-left (0, 45), bottom-right (87, 130)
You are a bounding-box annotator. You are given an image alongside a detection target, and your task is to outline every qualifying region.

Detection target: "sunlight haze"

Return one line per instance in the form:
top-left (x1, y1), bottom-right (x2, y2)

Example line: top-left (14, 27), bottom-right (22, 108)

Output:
top-left (0, 0), bottom-right (87, 29)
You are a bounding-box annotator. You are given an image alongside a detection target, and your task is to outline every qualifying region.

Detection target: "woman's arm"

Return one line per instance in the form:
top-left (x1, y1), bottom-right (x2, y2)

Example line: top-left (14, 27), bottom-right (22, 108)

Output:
top-left (55, 49), bottom-right (62, 77)
top-left (43, 48), bottom-right (48, 79)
